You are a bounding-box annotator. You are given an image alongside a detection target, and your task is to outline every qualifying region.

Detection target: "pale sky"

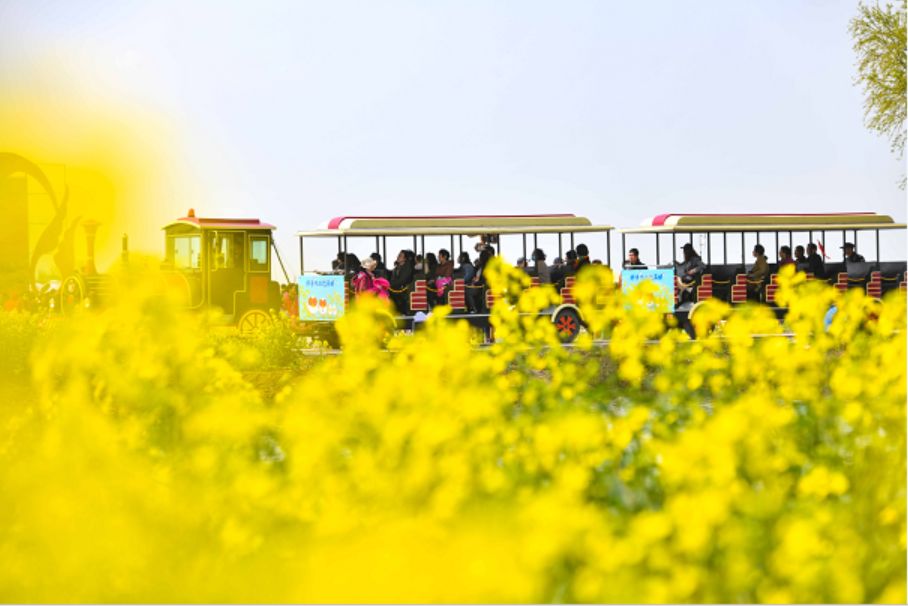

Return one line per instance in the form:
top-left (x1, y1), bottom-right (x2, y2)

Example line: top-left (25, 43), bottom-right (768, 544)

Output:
top-left (1, 0), bottom-right (905, 272)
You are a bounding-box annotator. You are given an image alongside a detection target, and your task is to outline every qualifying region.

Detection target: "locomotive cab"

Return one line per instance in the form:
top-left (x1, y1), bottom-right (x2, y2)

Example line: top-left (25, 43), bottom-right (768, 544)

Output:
top-left (163, 210), bottom-right (281, 330)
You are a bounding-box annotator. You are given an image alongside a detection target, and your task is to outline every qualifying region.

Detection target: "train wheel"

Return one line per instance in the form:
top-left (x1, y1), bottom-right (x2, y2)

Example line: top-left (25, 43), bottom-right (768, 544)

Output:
top-left (687, 301), bottom-right (725, 339)
top-left (553, 307), bottom-right (581, 343)
top-left (238, 309), bottom-right (272, 336)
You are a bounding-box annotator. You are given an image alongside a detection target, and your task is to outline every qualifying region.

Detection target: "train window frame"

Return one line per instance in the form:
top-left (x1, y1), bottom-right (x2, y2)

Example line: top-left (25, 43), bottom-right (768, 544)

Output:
top-left (248, 235), bottom-right (270, 273)
top-left (210, 231), bottom-right (246, 270)
top-left (170, 234), bottom-right (201, 271)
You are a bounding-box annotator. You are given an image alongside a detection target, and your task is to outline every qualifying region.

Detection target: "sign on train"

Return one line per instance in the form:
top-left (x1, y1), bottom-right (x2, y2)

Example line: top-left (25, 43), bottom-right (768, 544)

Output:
top-left (298, 275), bottom-right (346, 321)
top-left (621, 268), bottom-right (675, 313)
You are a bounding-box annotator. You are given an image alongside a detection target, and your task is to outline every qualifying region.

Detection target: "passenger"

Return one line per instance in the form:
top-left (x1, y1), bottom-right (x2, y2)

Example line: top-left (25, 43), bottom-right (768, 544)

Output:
top-left (549, 256), bottom-right (564, 284)
top-left (424, 252), bottom-right (439, 306)
top-left (389, 250), bottom-right (415, 315)
top-left (515, 257), bottom-right (529, 272)
top-left (746, 244), bottom-right (769, 301)
top-left (343, 253), bottom-right (361, 279)
top-left (370, 252), bottom-right (389, 280)
top-left (354, 257), bottom-right (390, 299)
top-left (778, 245), bottom-right (796, 268)
top-left (575, 243), bottom-right (591, 272)
top-left (806, 243), bottom-right (825, 278)
top-left (467, 248), bottom-right (493, 313)
top-left (372, 274), bottom-right (390, 299)
top-left (841, 242), bottom-right (866, 263)
top-left (425, 252), bottom-right (439, 281)
top-left (435, 249), bottom-right (454, 303)
top-left (530, 248), bottom-right (551, 283)
top-left (474, 235), bottom-right (496, 254)
top-left (623, 248), bottom-right (647, 269)
top-left (564, 250), bottom-right (578, 275)
top-left (331, 252), bottom-right (346, 274)
top-left (475, 247), bottom-right (493, 278)
top-left (454, 251), bottom-right (475, 283)
top-left (414, 254), bottom-right (424, 274)
top-left (794, 245), bottom-right (808, 270)
top-left (592, 259), bottom-right (603, 265)
top-left (352, 257), bottom-right (376, 296)
top-left (556, 250), bottom-right (578, 289)
top-left (675, 243), bottom-right (705, 304)
top-left (436, 249), bottom-right (454, 277)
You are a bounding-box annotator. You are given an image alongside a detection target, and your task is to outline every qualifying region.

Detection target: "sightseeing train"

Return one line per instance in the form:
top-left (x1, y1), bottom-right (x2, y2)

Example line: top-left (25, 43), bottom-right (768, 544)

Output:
top-left (10, 203), bottom-right (902, 341)
top-left (148, 210), bottom-right (906, 341)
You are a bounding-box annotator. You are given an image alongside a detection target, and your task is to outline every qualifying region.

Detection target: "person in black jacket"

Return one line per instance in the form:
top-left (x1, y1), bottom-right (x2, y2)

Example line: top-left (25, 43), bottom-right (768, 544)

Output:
top-left (676, 243), bottom-right (706, 304)
top-left (575, 243), bottom-right (591, 273)
top-left (342, 253), bottom-right (361, 279)
top-left (794, 245), bottom-right (808, 270)
top-left (424, 252), bottom-right (440, 306)
top-left (842, 242), bottom-right (866, 263)
top-left (806, 243), bottom-right (825, 278)
top-left (556, 250), bottom-right (578, 289)
top-left (389, 250), bottom-right (415, 315)
top-left (467, 248), bottom-right (493, 313)
top-left (623, 248), bottom-right (647, 269)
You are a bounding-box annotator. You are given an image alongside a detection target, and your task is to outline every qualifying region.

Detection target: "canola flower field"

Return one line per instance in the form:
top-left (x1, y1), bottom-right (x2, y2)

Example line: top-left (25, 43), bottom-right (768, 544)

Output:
top-left (0, 260), bottom-right (904, 603)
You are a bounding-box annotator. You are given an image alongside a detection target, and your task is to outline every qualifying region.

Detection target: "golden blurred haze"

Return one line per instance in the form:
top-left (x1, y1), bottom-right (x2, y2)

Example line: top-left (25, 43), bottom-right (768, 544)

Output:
top-left (1, 88), bottom-right (187, 274)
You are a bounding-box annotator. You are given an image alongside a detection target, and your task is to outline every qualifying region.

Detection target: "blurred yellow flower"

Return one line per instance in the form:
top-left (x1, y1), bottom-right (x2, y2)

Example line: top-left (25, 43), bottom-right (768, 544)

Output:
top-left (0, 261), bottom-right (902, 603)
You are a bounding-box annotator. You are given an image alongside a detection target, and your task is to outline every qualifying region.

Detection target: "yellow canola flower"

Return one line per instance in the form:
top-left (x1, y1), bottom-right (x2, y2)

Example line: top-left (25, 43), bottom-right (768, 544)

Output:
top-left (0, 259), bottom-right (903, 603)
top-left (798, 466), bottom-right (850, 499)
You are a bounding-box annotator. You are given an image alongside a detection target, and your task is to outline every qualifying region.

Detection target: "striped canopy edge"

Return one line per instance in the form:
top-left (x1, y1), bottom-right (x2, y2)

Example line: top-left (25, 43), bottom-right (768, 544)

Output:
top-left (645, 212), bottom-right (896, 228)
top-left (323, 214), bottom-right (594, 230)
top-left (164, 216), bottom-right (276, 231)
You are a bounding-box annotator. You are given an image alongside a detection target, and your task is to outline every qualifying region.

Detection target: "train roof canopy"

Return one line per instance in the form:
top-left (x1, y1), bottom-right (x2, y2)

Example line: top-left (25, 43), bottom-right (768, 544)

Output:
top-left (620, 212), bottom-right (906, 233)
top-left (297, 214), bottom-right (612, 237)
top-left (164, 212), bottom-right (276, 232)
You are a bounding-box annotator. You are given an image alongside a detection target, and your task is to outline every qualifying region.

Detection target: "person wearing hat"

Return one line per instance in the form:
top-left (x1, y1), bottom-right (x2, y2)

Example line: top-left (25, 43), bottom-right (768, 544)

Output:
top-left (353, 256), bottom-right (391, 299)
top-left (841, 242), bottom-right (865, 263)
top-left (675, 243), bottom-right (705, 303)
top-left (353, 256), bottom-right (377, 297)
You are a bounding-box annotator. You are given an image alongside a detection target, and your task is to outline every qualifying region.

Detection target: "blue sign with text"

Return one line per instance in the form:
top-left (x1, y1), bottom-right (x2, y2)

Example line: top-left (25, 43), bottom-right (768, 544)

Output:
top-left (621, 268), bottom-right (675, 312)
top-left (298, 275), bottom-right (346, 321)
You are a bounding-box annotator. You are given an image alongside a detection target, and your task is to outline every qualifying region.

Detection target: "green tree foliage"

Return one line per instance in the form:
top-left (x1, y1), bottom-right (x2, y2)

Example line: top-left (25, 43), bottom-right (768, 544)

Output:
top-left (850, 1), bottom-right (907, 161)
